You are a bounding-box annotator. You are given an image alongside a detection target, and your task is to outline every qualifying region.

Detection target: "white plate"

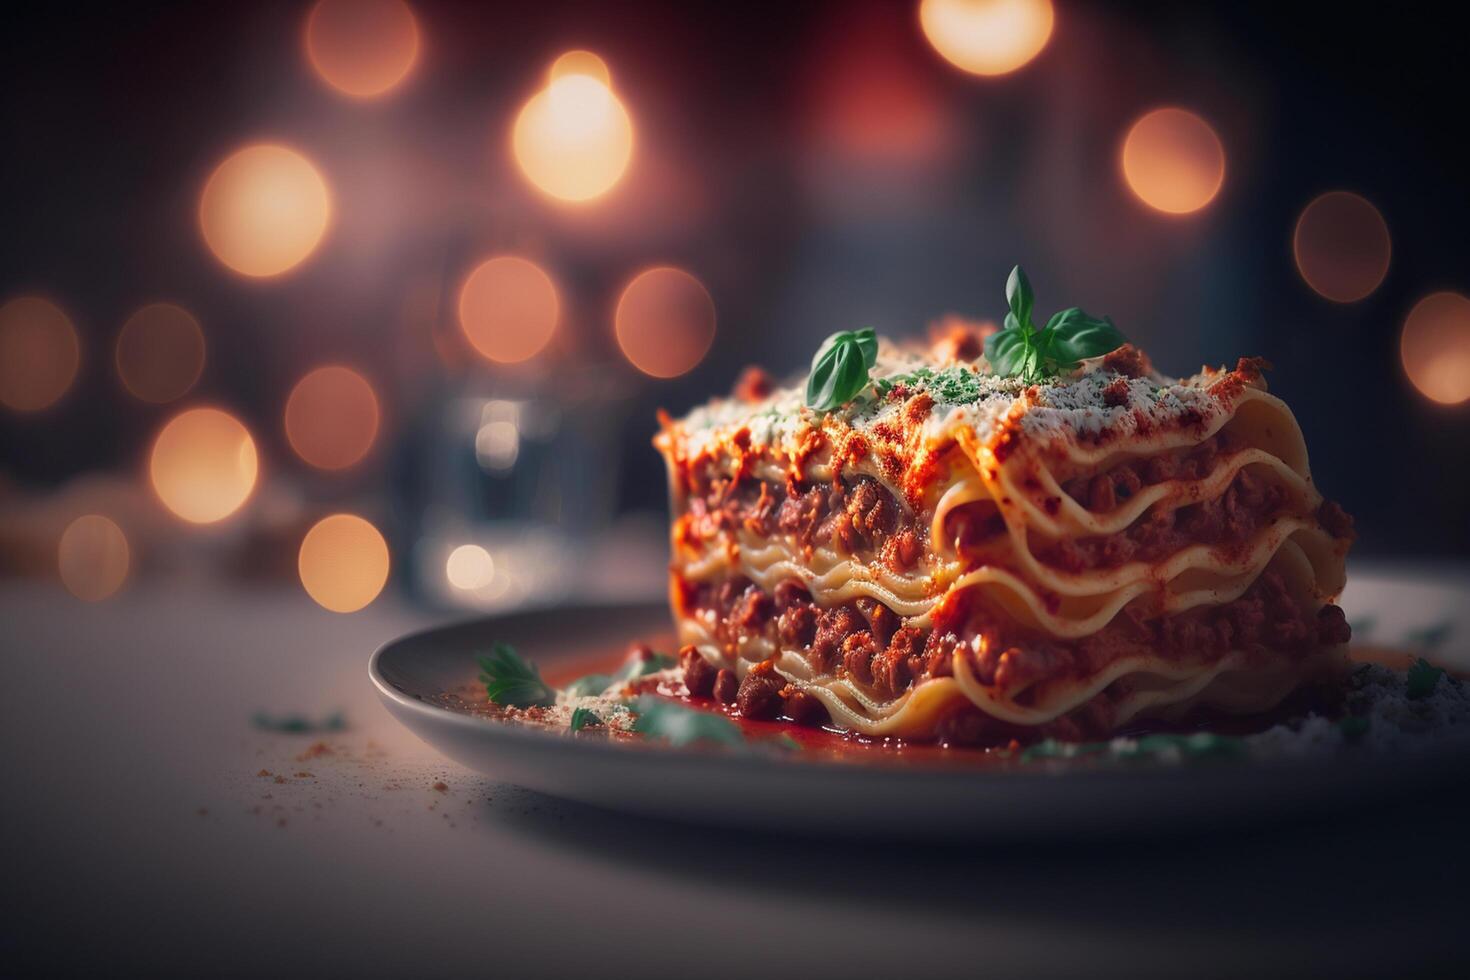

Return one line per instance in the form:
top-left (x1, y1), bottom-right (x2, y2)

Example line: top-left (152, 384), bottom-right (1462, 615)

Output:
top-left (370, 565), bottom-right (1470, 837)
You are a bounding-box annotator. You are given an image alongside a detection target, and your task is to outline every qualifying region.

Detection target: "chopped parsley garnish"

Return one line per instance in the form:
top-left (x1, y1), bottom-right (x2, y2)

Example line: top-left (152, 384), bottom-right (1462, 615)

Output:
top-left (872, 365), bottom-right (999, 407)
top-left (985, 265), bottom-right (1126, 383)
top-left (630, 697), bottom-right (745, 748)
top-left (477, 642), bottom-right (556, 708)
top-left (805, 327), bottom-right (877, 411)
top-left (568, 707), bottom-right (601, 732)
top-left (562, 673), bottom-right (613, 698)
top-left (616, 649), bottom-right (677, 681)
top-left (562, 647), bottom-right (677, 698)
top-left (1121, 732), bottom-right (1245, 759)
top-left (1020, 739), bottom-right (1109, 762)
top-left (1405, 657), bottom-right (1445, 700)
top-left (1021, 731), bottom-right (1243, 763)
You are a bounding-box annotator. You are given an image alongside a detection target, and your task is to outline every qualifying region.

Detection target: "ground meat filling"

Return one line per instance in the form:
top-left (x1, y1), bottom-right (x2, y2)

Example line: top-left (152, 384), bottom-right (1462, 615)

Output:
top-left (688, 577), bottom-right (953, 706)
top-left (683, 571), bottom-right (1349, 718)
top-left (947, 432), bottom-right (1252, 561)
top-left (682, 470), bottom-right (925, 573)
top-left (952, 460), bottom-right (1299, 574)
top-left (959, 570), bottom-right (1349, 698)
top-left (1030, 466), bottom-right (1292, 572)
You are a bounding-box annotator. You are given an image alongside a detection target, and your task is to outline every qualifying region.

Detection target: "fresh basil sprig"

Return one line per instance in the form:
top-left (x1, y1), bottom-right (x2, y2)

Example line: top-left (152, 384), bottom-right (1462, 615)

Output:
top-left (985, 265), bottom-right (1126, 383)
top-left (805, 327), bottom-right (878, 411)
top-left (477, 642), bottom-right (556, 708)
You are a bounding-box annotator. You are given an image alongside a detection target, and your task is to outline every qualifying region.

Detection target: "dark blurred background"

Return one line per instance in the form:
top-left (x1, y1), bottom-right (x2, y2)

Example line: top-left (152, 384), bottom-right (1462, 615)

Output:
top-left (2, 0), bottom-right (1468, 618)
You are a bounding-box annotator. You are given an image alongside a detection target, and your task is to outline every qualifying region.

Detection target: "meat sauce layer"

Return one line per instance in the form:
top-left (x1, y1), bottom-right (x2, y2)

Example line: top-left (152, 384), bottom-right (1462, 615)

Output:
top-left (677, 573), bottom-right (1351, 737)
top-left (679, 471), bottom-right (926, 574)
top-left (1009, 466), bottom-right (1290, 572)
top-left (948, 430), bottom-right (1351, 572)
top-left (680, 430), bottom-right (1353, 577)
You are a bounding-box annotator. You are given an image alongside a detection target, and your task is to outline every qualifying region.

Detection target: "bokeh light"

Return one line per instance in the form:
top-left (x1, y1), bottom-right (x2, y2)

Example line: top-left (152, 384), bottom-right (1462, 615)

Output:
top-left (475, 418), bottom-right (519, 472)
top-left (199, 144), bottom-right (331, 278)
top-left (305, 0), bottom-right (419, 99)
top-left (58, 514), bottom-right (130, 602)
top-left (115, 303), bottom-right (206, 403)
top-left (550, 50), bottom-right (611, 86)
top-left (1120, 108), bottom-right (1226, 215)
top-left (149, 407), bottom-right (259, 523)
top-left (1400, 292), bottom-right (1470, 405)
top-left (446, 544), bottom-right (495, 590)
top-left (298, 513), bottom-right (390, 612)
top-left (0, 296), bottom-right (80, 412)
top-left (512, 59), bottom-right (633, 202)
top-left (457, 255), bottom-right (559, 363)
top-left (919, 0), bottom-right (1054, 76)
top-left (614, 267), bottom-right (717, 378)
top-left (284, 365), bottom-right (381, 470)
top-left (1293, 191), bottom-right (1391, 303)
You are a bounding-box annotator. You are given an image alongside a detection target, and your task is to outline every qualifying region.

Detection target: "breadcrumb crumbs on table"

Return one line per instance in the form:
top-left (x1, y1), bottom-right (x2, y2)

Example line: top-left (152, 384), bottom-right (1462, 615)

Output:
top-left (432, 781), bottom-right (448, 792)
top-left (256, 769), bottom-right (271, 777)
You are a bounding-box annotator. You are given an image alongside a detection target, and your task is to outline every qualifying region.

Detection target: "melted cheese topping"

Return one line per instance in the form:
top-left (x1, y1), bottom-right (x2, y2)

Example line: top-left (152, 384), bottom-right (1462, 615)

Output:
top-left (662, 340), bottom-right (1259, 507)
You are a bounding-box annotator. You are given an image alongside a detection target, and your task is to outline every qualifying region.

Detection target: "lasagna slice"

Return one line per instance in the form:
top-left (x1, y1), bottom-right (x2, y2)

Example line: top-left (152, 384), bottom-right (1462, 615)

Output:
top-left (655, 337), bottom-right (1354, 745)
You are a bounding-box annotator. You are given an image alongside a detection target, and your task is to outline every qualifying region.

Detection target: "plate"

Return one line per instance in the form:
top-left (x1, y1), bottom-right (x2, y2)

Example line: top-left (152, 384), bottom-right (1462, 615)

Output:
top-left (370, 565), bottom-right (1470, 837)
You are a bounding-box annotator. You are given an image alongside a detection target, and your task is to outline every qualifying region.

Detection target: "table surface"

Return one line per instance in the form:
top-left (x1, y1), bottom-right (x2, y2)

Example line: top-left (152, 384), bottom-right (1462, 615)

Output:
top-left (3, 580), bottom-right (1469, 978)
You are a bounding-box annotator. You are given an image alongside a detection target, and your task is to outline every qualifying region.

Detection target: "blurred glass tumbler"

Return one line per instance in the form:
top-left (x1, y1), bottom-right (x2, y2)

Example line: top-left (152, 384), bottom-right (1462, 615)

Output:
top-left (399, 366), bottom-right (663, 611)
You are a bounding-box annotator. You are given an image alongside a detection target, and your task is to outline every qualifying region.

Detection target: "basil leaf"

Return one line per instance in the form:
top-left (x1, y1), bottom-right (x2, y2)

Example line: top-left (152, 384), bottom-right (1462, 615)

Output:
top-left (1006, 265), bottom-right (1034, 330)
top-left (630, 697), bottom-right (745, 748)
top-left (476, 642), bottom-right (556, 708)
top-left (849, 327), bottom-right (878, 369)
top-left (985, 324), bottom-right (1030, 377)
top-left (806, 330), bottom-right (876, 410)
top-left (809, 328), bottom-right (876, 372)
top-left (1023, 344), bottom-right (1042, 382)
top-left (1045, 308), bottom-right (1125, 368)
top-left (569, 707), bottom-right (601, 732)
